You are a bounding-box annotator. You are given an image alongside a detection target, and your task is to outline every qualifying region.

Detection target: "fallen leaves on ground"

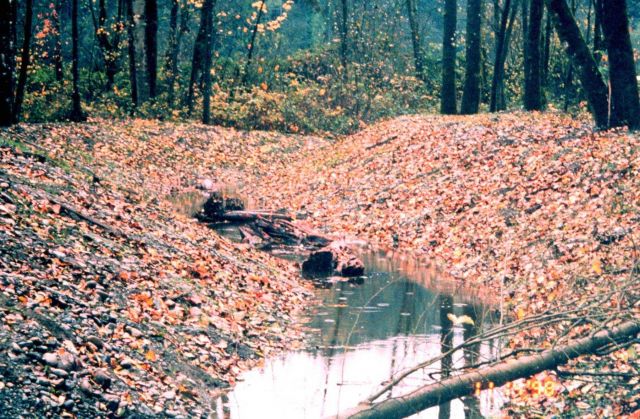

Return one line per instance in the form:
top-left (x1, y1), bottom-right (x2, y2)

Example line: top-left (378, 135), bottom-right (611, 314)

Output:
top-left (0, 119), bottom-right (314, 417)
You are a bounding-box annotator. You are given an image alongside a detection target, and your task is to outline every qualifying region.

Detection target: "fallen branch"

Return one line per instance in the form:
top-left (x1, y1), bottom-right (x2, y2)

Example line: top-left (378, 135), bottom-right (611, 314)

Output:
top-left (220, 210), bottom-right (292, 222)
top-left (365, 135), bottom-right (398, 150)
top-left (340, 319), bottom-right (640, 419)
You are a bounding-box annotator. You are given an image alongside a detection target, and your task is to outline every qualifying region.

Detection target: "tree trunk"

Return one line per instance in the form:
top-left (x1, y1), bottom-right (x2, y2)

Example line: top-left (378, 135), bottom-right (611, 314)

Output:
top-left (241, 0), bottom-right (266, 86)
top-left (13, 0), bottom-right (34, 123)
top-left (69, 0), bottom-right (85, 121)
top-left (52, 0), bottom-right (64, 82)
top-left (95, 0), bottom-right (120, 91)
top-left (340, 0), bottom-right (349, 79)
top-left (165, 0), bottom-right (183, 108)
top-left (125, 0), bottom-right (138, 110)
top-left (201, 0), bottom-right (214, 124)
top-left (461, 0), bottom-right (482, 114)
top-left (545, 0), bottom-right (608, 128)
top-left (541, 9), bottom-right (551, 87)
top-left (405, 0), bottom-right (425, 82)
top-left (341, 320), bottom-right (640, 419)
top-left (601, 0), bottom-right (640, 129)
top-left (0, 0), bottom-right (14, 126)
top-left (186, 0), bottom-right (210, 115)
top-left (144, 0), bottom-right (157, 98)
top-left (490, 0), bottom-right (510, 111)
top-left (490, 0), bottom-right (519, 111)
top-left (440, 0), bottom-right (457, 114)
top-left (592, 0), bottom-right (604, 62)
top-left (523, 0), bottom-right (544, 110)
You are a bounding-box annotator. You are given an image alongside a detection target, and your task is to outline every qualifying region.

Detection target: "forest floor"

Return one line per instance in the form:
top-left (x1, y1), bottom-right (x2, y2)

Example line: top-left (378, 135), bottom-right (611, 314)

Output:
top-left (1, 112), bottom-right (640, 417)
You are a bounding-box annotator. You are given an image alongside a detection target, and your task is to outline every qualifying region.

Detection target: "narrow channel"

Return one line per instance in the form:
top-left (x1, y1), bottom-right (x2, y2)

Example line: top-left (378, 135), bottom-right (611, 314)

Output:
top-left (213, 228), bottom-right (504, 418)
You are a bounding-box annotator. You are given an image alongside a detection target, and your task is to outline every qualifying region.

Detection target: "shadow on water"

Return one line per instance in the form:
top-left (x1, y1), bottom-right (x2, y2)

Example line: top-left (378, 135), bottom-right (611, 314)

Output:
top-left (212, 235), bottom-right (504, 418)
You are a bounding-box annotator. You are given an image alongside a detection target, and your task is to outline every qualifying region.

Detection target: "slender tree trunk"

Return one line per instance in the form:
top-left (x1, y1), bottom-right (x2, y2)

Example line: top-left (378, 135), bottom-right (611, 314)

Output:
top-left (601, 0), bottom-right (640, 129)
top-left (13, 0), bottom-right (34, 123)
top-left (165, 0), bottom-right (182, 108)
top-left (541, 10), bottom-right (551, 87)
top-left (405, 0), bottom-right (425, 82)
top-left (202, 0), bottom-right (214, 124)
top-left (125, 0), bottom-right (138, 110)
top-left (461, 0), bottom-right (482, 114)
top-left (0, 0), bottom-right (15, 126)
top-left (145, 0), bottom-right (158, 98)
top-left (545, 0), bottom-right (608, 128)
top-left (241, 0), bottom-right (265, 85)
top-left (490, 0), bottom-right (512, 111)
top-left (524, 0), bottom-right (544, 110)
top-left (186, 1), bottom-right (210, 115)
top-left (95, 0), bottom-right (120, 90)
top-left (340, 0), bottom-right (349, 79)
top-left (69, 0), bottom-right (85, 121)
top-left (592, 0), bottom-right (604, 62)
top-left (53, 0), bottom-right (64, 82)
top-left (441, 0), bottom-right (457, 114)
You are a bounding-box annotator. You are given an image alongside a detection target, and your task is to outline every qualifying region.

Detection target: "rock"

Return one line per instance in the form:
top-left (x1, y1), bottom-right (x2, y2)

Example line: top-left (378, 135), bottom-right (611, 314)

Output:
top-left (42, 352), bottom-right (58, 367)
top-left (86, 336), bottom-right (104, 349)
top-left (36, 377), bottom-right (50, 386)
top-left (119, 358), bottom-right (134, 369)
top-left (127, 327), bottom-right (142, 338)
top-left (93, 370), bottom-right (111, 390)
top-left (63, 399), bottom-right (75, 409)
top-left (162, 391), bottom-right (176, 401)
top-left (49, 368), bottom-right (69, 378)
top-left (43, 351), bottom-right (79, 371)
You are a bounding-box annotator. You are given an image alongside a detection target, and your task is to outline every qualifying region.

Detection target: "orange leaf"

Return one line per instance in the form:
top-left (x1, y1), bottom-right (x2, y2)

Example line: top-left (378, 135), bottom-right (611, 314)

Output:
top-left (591, 259), bottom-right (602, 275)
top-left (145, 350), bottom-right (158, 362)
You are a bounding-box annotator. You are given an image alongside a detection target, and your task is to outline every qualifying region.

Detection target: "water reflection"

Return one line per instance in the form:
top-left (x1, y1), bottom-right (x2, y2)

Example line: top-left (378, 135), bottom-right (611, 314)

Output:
top-left (217, 251), bottom-right (505, 418)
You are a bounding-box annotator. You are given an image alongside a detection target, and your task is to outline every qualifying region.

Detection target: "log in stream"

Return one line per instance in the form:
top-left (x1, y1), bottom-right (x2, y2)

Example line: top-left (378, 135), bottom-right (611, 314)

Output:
top-left (339, 319), bottom-right (640, 418)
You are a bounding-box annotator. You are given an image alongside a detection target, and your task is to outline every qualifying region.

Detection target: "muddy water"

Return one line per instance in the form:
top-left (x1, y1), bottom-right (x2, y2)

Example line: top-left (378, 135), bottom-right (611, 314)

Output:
top-left (212, 238), bottom-right (504, 418)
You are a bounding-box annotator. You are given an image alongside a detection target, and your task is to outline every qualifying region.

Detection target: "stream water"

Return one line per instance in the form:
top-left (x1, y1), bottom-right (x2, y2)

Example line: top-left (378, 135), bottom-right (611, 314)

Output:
top-left (213, 227), bottom-right (505, 418)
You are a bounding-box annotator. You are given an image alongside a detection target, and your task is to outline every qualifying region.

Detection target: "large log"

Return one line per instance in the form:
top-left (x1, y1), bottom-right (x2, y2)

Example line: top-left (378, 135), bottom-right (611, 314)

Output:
top-left (302, 242), bottom-right (365, 278)
top-left (340, 319), bottom-right (640, 419)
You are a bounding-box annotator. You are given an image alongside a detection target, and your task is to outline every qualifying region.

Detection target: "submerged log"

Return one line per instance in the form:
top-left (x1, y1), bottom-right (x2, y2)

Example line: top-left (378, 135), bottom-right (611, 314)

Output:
top-left (302, 242), bottom-right (365, 278)
top-left (200, 191), bottom-right (245, 221)
top-left (340, 319), bottom-right (640, 419)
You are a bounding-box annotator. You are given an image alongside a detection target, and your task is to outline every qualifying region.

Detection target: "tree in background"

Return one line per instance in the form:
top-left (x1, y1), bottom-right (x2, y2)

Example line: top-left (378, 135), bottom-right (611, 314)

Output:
top-left (125, 0), bottom-right (139, 110)
top-left (69, 0), bottom-right (85, 121)
top-left (145, 0), bottom-right (158, 98)
top-left (405, 0), bottom-right (425, 82)
top-left (0, 0), bottom-right (15, 126)
top-left (490, 0), bottom-right (518, 111)
top-left (545, 0), bottom-right (608, 128)
top-left (601, 0), bottom-right (640, 129)
top-left (13, 0), bottom-right (34, 123)
top-left (461, 0), bottom-right (482, 114)
top-left (441, 0), bottom-right (457, 115)
top-left (523, 0), bottom-right (544, 110)
top-left (202, 0), bottom-right (216, 124)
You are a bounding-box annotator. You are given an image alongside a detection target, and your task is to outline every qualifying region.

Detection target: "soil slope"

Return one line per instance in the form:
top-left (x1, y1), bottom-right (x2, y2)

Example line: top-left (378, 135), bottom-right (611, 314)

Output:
top-left (0, 120), bottom-right (316, 417)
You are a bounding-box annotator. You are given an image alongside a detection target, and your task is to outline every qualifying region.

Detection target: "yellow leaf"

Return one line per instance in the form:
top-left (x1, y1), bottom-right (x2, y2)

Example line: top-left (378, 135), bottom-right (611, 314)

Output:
top-left (447, 313), bottom-right (475, 326)
top-left (592, 259), bottom-right (602, 275)
top-left (145, 350), bottom-right (157, 362)
top-left (517, 307), bottom-right (526, 320)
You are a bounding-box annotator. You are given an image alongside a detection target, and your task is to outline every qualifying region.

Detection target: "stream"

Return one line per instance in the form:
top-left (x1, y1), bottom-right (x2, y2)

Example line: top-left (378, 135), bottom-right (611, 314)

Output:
top-left (213, 226), bottom-right (505, 418)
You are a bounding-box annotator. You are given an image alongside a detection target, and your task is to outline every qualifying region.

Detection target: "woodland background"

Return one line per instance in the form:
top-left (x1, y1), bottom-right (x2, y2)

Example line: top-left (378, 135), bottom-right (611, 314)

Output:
top-left (1, 0), bottom-right (639, 133)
